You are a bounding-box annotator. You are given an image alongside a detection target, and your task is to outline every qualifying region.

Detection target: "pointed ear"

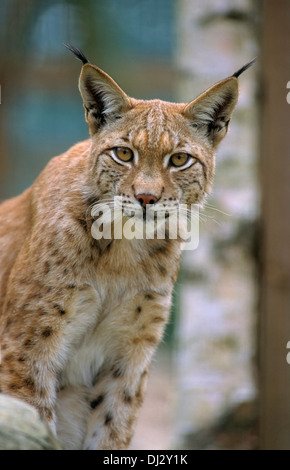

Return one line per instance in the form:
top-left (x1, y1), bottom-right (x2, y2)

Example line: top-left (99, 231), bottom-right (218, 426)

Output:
top-left (183, 77), bottom-right (239, 147)
top-left (79, 64), bottom-right (132, 134)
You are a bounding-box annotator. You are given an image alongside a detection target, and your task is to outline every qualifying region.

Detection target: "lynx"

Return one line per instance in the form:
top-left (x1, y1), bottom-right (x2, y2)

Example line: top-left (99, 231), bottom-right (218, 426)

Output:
top-left (0, 46), bottom-right (254, 450)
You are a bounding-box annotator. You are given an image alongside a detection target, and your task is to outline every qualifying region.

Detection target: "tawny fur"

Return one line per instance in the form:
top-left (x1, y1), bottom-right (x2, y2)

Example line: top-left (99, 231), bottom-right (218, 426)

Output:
top-left (0, 58), bottom-right (242, 449)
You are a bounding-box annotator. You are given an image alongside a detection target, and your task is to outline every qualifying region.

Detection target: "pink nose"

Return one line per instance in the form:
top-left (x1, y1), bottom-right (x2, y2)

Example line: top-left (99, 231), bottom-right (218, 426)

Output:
top-left (136, 193), bottom-right (158, 207)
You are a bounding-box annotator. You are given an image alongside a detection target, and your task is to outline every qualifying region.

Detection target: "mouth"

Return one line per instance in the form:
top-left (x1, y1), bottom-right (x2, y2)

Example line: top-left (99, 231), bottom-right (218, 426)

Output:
top-left (90, 197), bottom-right (188, 240)
top-left (90, 197), bottom-right (199, 243)
top-left (122, 206), bottom-right (171, 223)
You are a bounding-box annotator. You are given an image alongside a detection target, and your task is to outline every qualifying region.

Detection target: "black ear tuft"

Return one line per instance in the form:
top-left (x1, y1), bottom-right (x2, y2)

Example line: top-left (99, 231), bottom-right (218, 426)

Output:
top-left (64, 43), bottom-right (89, 65)
top-left (232, 57), bottom-right (256, 78)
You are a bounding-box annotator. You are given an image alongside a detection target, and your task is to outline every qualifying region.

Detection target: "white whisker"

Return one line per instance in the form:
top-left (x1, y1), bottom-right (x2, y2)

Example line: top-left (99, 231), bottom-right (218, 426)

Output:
top-left (203, 202), bottom-right (232, 217)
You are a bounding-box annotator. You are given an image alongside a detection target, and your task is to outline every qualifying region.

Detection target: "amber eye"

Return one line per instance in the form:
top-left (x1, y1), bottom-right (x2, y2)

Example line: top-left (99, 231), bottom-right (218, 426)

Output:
top-left (113, 147), bottom-right (134, 162)
top-left (170, 153), bottom-right (191, 167)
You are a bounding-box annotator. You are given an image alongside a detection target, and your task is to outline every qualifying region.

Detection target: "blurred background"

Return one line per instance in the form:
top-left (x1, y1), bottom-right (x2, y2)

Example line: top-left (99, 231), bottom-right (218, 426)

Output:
top-left (0, 0), bottom-right (289, 450)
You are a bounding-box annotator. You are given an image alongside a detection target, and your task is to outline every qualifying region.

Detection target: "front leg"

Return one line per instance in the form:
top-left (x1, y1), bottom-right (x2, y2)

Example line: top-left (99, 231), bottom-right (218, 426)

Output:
top-left (0, 264), bottom-right (85, 437)
top-left (84, 365), bottom-right (149, 450)
top-left (83, 290), bottom-right (171, 450)
top-left (0, 328), bottom-right (58, 432)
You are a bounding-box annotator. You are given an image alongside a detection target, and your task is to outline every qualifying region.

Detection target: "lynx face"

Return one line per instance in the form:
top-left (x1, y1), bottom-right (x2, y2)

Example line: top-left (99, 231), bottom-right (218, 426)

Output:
top-left (89, 101), bottom-right (211, 215)
top-left (78, 59), bottom-right (241, 238)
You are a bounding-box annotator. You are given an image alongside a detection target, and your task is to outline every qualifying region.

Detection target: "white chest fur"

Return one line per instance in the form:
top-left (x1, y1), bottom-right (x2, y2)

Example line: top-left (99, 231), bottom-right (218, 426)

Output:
top-left (59, 286), bottom-right (104, 388)
top-left (58, 238), bottom-right (177, 390)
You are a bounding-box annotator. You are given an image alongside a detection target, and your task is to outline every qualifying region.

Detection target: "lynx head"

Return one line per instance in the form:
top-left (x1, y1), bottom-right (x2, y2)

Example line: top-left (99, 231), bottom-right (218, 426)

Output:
top-left (67, 45), bottom-right (254, 230)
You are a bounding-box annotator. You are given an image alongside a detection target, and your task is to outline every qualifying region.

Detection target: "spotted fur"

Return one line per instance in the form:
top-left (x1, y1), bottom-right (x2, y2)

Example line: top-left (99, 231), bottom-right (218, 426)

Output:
top-left (0, 54), bottom-right (252, 449)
